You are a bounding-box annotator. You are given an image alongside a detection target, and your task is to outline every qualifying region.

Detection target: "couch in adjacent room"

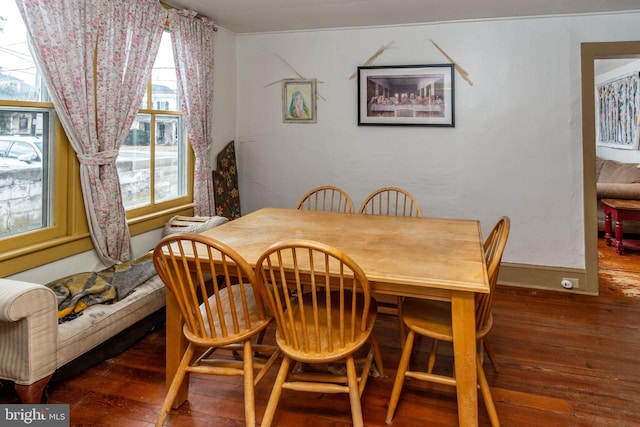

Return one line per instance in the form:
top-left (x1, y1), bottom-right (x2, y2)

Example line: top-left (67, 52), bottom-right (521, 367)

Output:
top-left (596, 157), bottom-right (640, 235)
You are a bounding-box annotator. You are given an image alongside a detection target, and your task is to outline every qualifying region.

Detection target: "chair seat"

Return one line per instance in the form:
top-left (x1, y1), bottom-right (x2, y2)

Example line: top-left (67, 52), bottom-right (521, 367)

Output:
top-left (276, 292), bottom-right (378, 364)
top-left (401, 298), bottom-right (453, 340)
top-left (385, 217), bottom-right (509, 427)
top-left (358, 186), bottom-right (423, 338)
top-left (256, 239), bottom-right (384, 427)
top-left (402, 297), bottom-right (494, 342)
top-left (153, 233), bottom-right (280, 427)
top-left (186, 283), bottom-right (272, 347)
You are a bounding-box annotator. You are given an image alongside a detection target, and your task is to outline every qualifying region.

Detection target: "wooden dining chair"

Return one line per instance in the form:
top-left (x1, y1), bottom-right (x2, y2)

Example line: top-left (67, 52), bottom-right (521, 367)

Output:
top-left (296, 185), bottom-right (355, 213)
top-left (359, 186), bottom-right (423, 329)
top-left (385, 216), bottom-right (510, 427)
top-left (255, 239), bottom-right (384, 427)
top-left (358, 186), bottom-right (423, 217)
top-left (152, 233), bottom-right (280, 427)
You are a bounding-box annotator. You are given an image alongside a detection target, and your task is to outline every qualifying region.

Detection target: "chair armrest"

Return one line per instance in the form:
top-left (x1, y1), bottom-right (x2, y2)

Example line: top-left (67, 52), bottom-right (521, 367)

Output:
top-left (597, 183), bottom-right (640, 200)
top-left (0, 279), bottom-right (59, 384)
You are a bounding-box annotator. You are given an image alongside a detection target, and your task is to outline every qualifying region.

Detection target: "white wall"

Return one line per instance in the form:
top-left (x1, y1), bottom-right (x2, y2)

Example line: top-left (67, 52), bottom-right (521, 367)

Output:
top-left (11, 12), bottom-right (640, 285)
top-left (232, 12), bottom-right (640, 271)
top-left (211, 27), bottom-right (237, 155)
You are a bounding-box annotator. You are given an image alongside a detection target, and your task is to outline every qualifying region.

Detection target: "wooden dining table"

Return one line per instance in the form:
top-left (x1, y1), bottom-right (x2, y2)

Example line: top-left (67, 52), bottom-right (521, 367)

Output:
top-left (164, 207), bottom-right (489, 426)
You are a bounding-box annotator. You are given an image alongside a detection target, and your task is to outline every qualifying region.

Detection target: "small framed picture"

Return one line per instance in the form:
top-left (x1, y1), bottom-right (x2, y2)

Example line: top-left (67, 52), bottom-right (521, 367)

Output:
top-left (358, 64), bottom-right (455, 127)
top-left (283, 79), bottom-right (317, 123)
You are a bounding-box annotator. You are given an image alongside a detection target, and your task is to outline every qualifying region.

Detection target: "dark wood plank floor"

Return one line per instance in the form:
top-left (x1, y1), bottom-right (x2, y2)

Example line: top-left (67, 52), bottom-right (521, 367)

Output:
top-left (2, 237), bottom-right (640, 426)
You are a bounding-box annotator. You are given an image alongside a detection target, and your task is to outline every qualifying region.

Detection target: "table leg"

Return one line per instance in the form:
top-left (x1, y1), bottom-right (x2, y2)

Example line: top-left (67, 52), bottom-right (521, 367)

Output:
top-left (166, 291), bottom-right (190, 408)
top-left (604, 210), bottom-right (613, 247)
top-left (450, 291), bottom-right (479, 426)
top-left (615, 219), bottom-right (625, 255)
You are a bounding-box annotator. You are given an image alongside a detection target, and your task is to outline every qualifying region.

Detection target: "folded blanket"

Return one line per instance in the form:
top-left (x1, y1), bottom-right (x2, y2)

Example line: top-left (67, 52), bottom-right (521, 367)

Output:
top-left (45, 254), bottom-right (156, 322)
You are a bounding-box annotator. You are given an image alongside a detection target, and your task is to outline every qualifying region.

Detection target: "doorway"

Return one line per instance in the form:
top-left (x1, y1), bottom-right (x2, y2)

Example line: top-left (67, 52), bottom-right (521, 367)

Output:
top-left (581, 41), bottom-right (640, 295)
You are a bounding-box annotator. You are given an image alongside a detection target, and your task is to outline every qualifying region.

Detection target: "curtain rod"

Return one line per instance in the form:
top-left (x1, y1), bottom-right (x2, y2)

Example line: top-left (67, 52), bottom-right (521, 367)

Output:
top-left (160, 1), bottom-right (218, 31)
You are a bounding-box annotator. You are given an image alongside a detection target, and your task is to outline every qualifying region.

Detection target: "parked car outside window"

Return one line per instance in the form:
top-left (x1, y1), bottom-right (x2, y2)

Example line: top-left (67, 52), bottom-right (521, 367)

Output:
top-left (0, 136), bottom-right (43, 165)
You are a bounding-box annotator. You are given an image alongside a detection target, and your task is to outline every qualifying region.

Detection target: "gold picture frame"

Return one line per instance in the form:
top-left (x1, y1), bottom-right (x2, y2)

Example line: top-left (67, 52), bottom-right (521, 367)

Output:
top-left (283, 79), bottom-right (317, 123)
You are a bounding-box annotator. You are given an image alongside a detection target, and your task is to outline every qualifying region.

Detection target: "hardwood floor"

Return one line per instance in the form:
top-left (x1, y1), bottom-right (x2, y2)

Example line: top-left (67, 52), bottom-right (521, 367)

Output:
top-left (2, 237), bottom-right (640, 426)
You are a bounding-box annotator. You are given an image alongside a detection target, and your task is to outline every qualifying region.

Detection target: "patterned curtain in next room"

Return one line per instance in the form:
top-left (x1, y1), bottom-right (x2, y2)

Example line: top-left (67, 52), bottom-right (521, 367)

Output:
top-left (16, 0), bottom-right (167, 266)
top-left (169, 9), bottom-right (216, 217)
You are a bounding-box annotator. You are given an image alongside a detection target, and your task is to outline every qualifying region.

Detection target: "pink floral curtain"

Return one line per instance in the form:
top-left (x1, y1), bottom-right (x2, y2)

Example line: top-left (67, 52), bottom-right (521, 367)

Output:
top-left (16, 0), bottom-right (167, 266)
top-left (169, 9), bottom-right (216, 216)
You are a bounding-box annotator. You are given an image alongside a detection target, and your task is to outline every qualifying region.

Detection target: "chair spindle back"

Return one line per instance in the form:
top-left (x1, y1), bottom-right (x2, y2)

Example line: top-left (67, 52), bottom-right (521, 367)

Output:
top-left (359, 187), bottom-right (423, 217)
top-left (153, 233), bottom-right (268, 345)
top-left (296, 186), bottom-right (355, 213)
top-left (475, 216), bottom-right (510, 330)
top-left (256, 239), bottom-right (372, 357)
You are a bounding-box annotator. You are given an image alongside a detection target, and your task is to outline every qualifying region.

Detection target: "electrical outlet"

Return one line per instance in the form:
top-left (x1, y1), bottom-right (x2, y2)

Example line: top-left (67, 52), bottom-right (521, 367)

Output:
top-left (561, 278), bottom-right (579, 289)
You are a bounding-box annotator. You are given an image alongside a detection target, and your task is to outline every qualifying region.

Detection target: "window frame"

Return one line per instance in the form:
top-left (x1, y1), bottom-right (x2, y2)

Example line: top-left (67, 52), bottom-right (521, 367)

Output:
top-left (124, 106), bottom-right (194, 221)
top-left (0, 38), bottom-right (195, 277)
top-left (0, 101), bottom-right (92, 274)
top-left (123, 29), bottom-right (194, 221)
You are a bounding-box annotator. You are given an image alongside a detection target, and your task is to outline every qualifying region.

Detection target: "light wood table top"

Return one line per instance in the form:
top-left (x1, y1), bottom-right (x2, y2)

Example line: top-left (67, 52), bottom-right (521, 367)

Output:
top-left (165, 207), bottom-right (489, 426)
top-left (198, 207), bottom-right (489, 296)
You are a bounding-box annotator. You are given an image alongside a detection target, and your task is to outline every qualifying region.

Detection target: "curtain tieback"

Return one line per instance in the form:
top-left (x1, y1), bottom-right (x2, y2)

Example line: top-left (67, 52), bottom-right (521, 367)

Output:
top-left (77, 150), bottom-right (119, 166)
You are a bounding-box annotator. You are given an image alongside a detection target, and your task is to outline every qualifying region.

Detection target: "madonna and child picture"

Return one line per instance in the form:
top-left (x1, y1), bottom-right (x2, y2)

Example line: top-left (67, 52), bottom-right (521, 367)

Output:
top-left (283, 79), bottom-right (316, 123)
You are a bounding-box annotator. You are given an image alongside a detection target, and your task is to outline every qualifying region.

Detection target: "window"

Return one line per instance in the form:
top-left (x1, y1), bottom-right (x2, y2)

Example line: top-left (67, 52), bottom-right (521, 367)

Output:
top-left (119, 30), bottom-right (189, 214)
top-left (0, 3), bottom-right (56, 240)
top-left (0, 112), bottom-right (54, 238)
top-left (1, 6), bottom-right (193, 276)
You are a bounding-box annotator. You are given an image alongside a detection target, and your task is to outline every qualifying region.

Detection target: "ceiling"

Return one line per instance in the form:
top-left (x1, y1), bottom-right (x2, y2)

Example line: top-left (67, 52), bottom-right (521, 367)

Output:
top-left (161, 0), bottom-right (640, 34)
